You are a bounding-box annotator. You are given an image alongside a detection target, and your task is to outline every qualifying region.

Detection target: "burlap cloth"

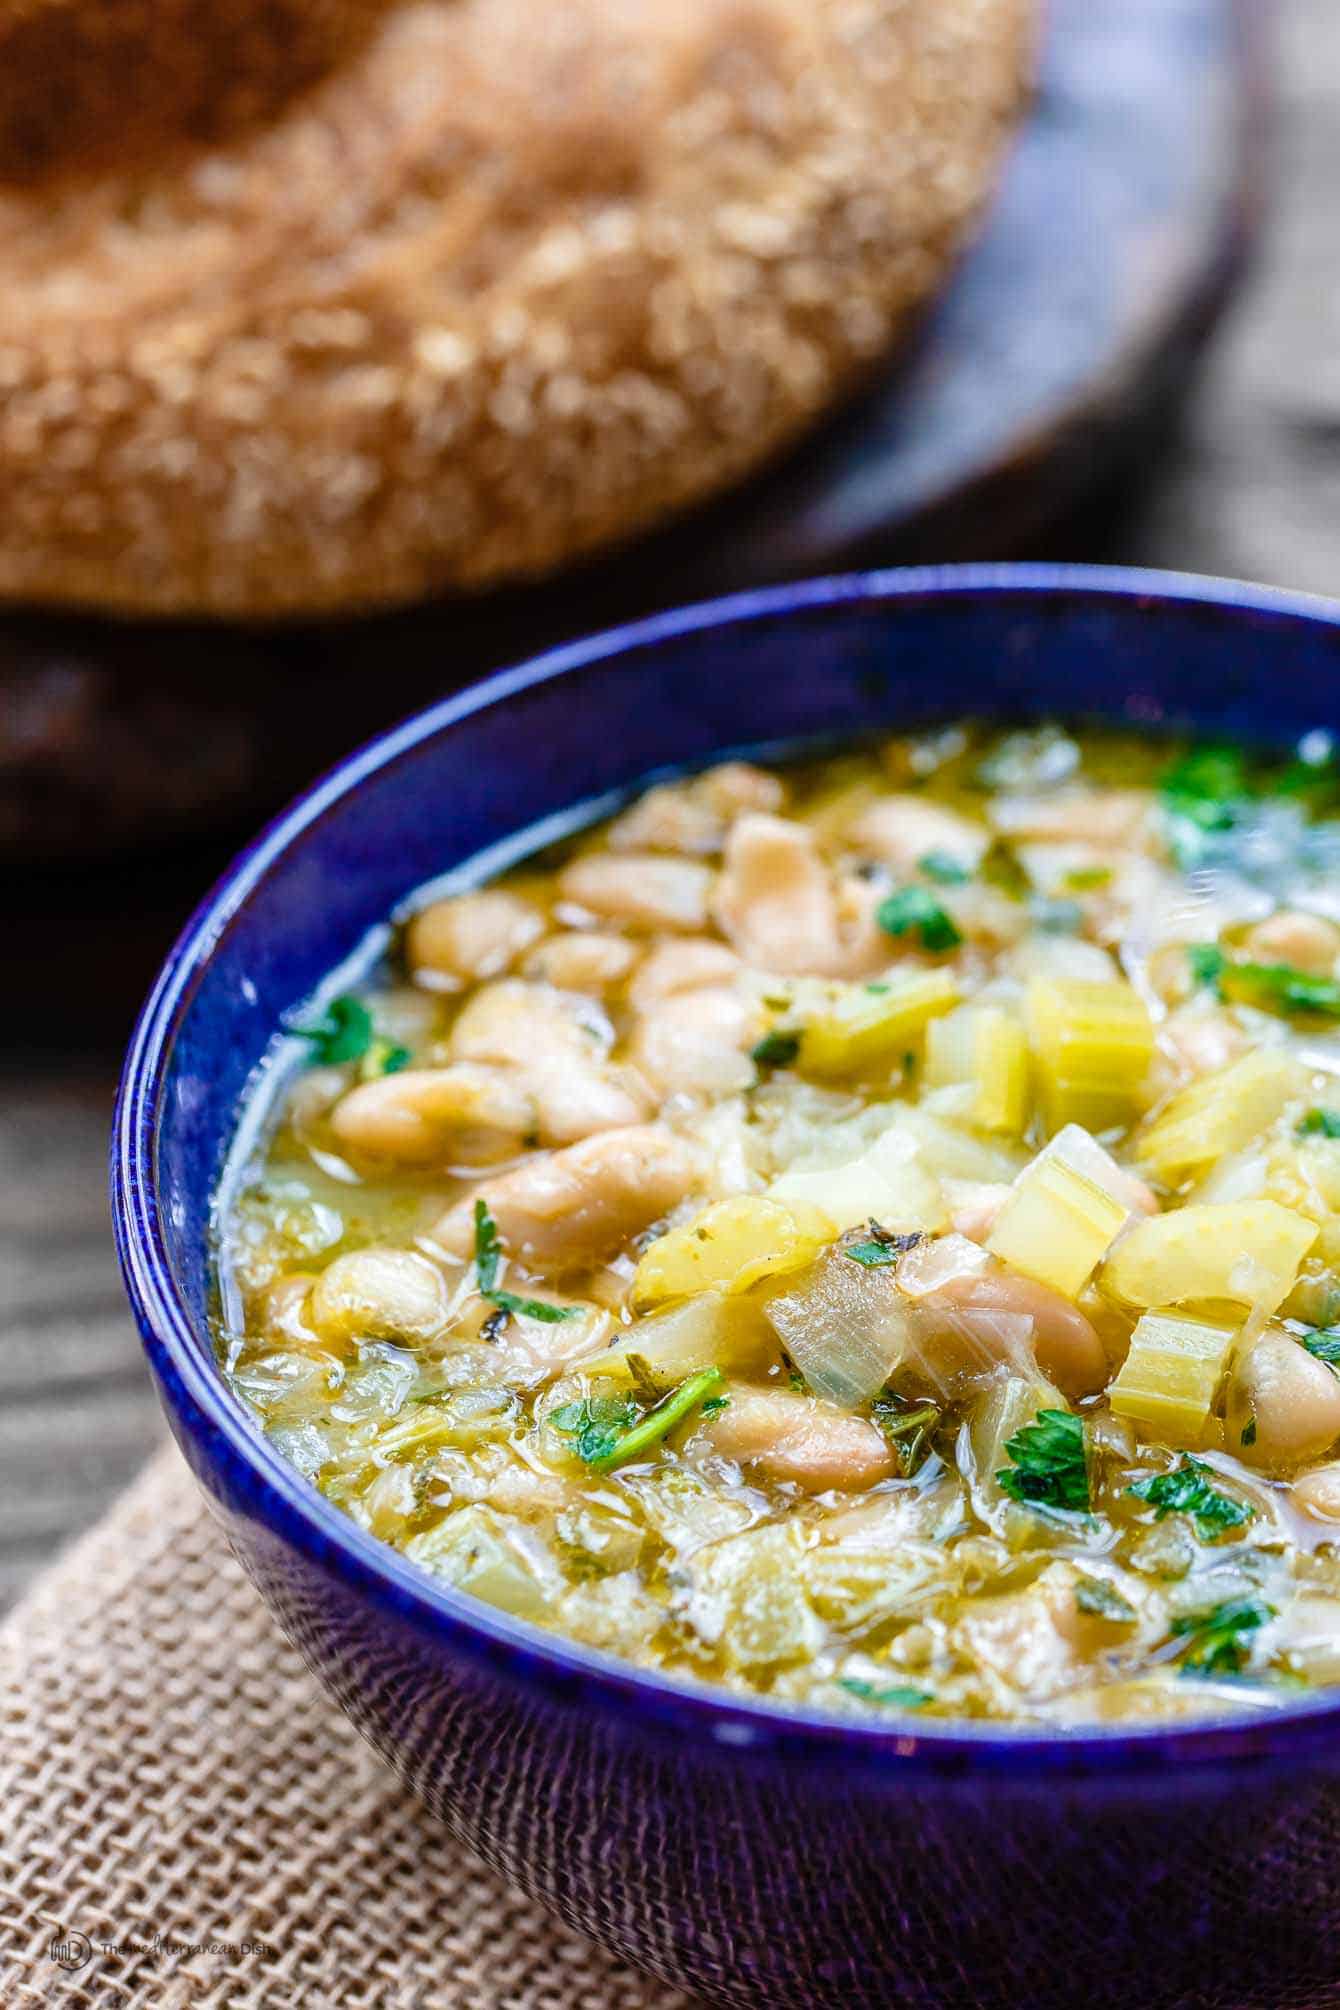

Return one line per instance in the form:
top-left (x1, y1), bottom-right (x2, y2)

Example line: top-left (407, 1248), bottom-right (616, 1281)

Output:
top-left (0, 1443), bottom-right (693, 2010)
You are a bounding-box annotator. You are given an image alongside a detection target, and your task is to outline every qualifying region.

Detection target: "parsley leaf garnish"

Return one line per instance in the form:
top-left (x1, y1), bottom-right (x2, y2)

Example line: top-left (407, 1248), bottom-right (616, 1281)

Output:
top-left (836, 1677), bottom-right (934, 1710)
top-left (752, 1029), bottom-right (802, 1069)
top-left (997, 1408), bottom-right (1089, 1513)
top-left (552, 1368), bottom-right (724, 1472)
top-left (1171, 1596), bottom-right (1275, 1677)
top-left (700, 1393), bottom-right (731, 1419)
top-left (473, 1198), bottom-right (580, 1324)
top-left (1126, 1457), bottom-right (1253, 1540)
top-left (1300, 1108), bottom-right (1340, 1139)
top-left (876, 886), bottom-right (962, 953)
top-left (917, 850), bottom-right (971, 886)
top-left (1074, 1577), bottom-right (1136, 1623)
top-left (294, 994), bottom-right (374, 1065)
top-left (1302, 1328), bottom-right (1340, 1371)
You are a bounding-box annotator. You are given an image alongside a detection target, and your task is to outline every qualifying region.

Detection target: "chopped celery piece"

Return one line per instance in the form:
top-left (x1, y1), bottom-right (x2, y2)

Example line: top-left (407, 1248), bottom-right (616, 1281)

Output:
top-left (1108, 1309), bottom-right (1240, 1446)
top-left (987, 1139), bottom-right (1129, 1297)
top-left (1025, 976), bottom-right (1154, 1133)
top-left (770, 1125), bottom-right (948, 1235)
top-left (632, 1196), bottom-right (834, 1310)
top-left (924, 1004), bottom-right (1030, 1134)
top-left (1136, 1049), bottom-right (1300, 1187)
top-left (794, 970), bottom-right (960, 1077)
top-left (1101, 1199), bottom-right (1318, 1315)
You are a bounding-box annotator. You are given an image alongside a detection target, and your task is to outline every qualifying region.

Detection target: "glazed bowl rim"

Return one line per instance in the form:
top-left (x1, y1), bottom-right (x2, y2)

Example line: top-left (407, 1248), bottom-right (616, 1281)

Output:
top-left (113, 561), bottom-right (1340, 1781)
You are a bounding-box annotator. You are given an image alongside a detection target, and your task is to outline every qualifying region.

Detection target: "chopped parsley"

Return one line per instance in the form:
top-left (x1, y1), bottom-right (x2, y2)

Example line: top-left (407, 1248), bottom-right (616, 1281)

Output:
top-left (359, 1036), bottom-right (411, 1081)
top-left (549, 1396), bottom-right (639, 1467)
top-left (473, 1199), bottom-right (580, 1324)
top-left (1161, 745), bottom-right (1249, 835)
top-left (1240, 1415), bottom-right (1258, 1448)
top-left (294, 994), bottom-right (374, 1065)
top-left (700, 1393), bottom-right (731, 1419)
top-left (996, 1409), bottom-right (1089, 1514)
top-left (844, 1223), bottom-right (923, 1269)
top-left (553, 1368), bottom-right (724, 1473)
top-left (876, 886), bottom-right (962, 954)
top-left (917, 850), bottom-right (971, 886)
top-left (1074, 1577), bottom-right (1137, 1624)
top-left (837, 1677), bottom-right (934, 1710)
top-left (1171, 1596), bottom-right (1275, 1678)
top-left (1300, 1108), bottom-right (1340, 1139)
top-left (1226, 962), bottom-right (1340, 1018)
top-left (871, 1396), bottom-right (939, 1476)
top-left (1302, 1328), bottom-right (1340, 1371)
top-left (1185, 946), bottom-right (1340, 1019)
top-left (1062, 864), bottom-right (1113, 891)
top-left (752, 1028), bottom-right (802, 1069)
top-left (1186, 942), bottom-right (1228, 990)
top-left (1127, 1457), bottom-right (1253, 1540)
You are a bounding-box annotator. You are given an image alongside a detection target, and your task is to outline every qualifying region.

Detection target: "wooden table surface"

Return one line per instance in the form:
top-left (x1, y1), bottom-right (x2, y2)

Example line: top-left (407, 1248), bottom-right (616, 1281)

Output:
top-left (4, 0), bottom-right (1337, 1613)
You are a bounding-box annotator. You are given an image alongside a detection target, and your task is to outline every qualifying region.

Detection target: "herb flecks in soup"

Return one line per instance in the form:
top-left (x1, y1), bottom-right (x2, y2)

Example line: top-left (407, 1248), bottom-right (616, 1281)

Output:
top-left (218, 727), bottom-right (1340, 1725)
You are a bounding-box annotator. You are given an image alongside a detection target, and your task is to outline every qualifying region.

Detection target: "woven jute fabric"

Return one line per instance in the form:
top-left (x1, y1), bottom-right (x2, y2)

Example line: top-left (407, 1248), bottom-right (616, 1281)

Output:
top-left (0, 1443), bottom-right (692, 2010)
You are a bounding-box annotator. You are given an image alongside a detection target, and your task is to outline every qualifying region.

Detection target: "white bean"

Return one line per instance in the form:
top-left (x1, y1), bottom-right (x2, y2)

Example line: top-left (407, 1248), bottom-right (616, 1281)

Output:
top-left (407, 890), bottom-right (545, 987)
top-left (701, 1386), bottom-right (895, 1492)
top-left (1233, 1329), bottom-right (1340, 1469)
top-left (309, 1248), bottom-right (450, 1345)
top-left (433, 1124), bottom-right (703, 1273)
top-left (557, 854), bottom-right (713, 932)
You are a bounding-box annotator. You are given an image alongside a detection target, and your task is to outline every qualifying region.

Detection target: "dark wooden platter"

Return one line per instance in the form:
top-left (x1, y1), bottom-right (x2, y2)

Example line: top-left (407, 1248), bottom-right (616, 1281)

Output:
top-left (2, 0), bottom-right (1260, 1040)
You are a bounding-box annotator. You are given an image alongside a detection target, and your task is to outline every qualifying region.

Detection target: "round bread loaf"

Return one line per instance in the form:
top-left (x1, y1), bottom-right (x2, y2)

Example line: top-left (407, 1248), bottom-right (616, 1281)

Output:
top-left (0, 0), bottom-right (1034, 615)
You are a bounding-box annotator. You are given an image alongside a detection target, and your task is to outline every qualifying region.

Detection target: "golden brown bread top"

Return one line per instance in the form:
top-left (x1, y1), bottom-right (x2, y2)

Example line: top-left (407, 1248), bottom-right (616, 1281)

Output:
top-left (0, 0), bottom-right (1034, 615)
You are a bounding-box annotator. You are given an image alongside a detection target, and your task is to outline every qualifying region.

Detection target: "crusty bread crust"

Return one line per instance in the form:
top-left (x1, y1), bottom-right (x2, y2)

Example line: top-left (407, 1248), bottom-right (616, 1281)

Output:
top-left (0, 0), bottom-right (1035, 615)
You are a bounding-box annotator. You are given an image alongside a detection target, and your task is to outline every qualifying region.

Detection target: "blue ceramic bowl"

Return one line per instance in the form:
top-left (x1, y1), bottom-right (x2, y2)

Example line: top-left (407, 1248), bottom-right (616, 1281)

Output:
top-left (114, 567), bottom-right (1340, 2010)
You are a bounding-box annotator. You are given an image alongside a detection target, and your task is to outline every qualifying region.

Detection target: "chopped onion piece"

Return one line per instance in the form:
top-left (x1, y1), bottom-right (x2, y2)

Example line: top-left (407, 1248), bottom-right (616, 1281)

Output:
top-left (769, 1126), bottom-right (946, 1235)
top-left (766, 1246), bottom-right (917, 1407)
top-left (896, 1233), bottom-right (990, 1300)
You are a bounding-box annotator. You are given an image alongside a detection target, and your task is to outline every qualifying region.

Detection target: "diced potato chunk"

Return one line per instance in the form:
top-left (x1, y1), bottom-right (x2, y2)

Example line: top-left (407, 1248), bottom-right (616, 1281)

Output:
top-left (631, 1196), bottom-right (834, 1310)
top-left (1108, 1310), bottom-right (1239, 1446)
top-left (795, 970), bottom-right (961, 1077)
top-left (925, 1004), bottom-right (1030, 1134)
top-left (769, 1125), bottom-right (948, 1235)
top-left (987, 1147), bottom-right (1129, 1299)
top-left (679, 1523), bottom-right (823, 1670)
top-left (1136, 1049), bottom-right (1300, 1187)
top-left (1101, 1199), bottom-right (1318, 1315)
top-left (405, 1505), bottom-right (558, 1619)
top-left (584, 1292), bottom-right (775, 1387)
top-left (1026, 976), bottom-right (1154, 1132)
